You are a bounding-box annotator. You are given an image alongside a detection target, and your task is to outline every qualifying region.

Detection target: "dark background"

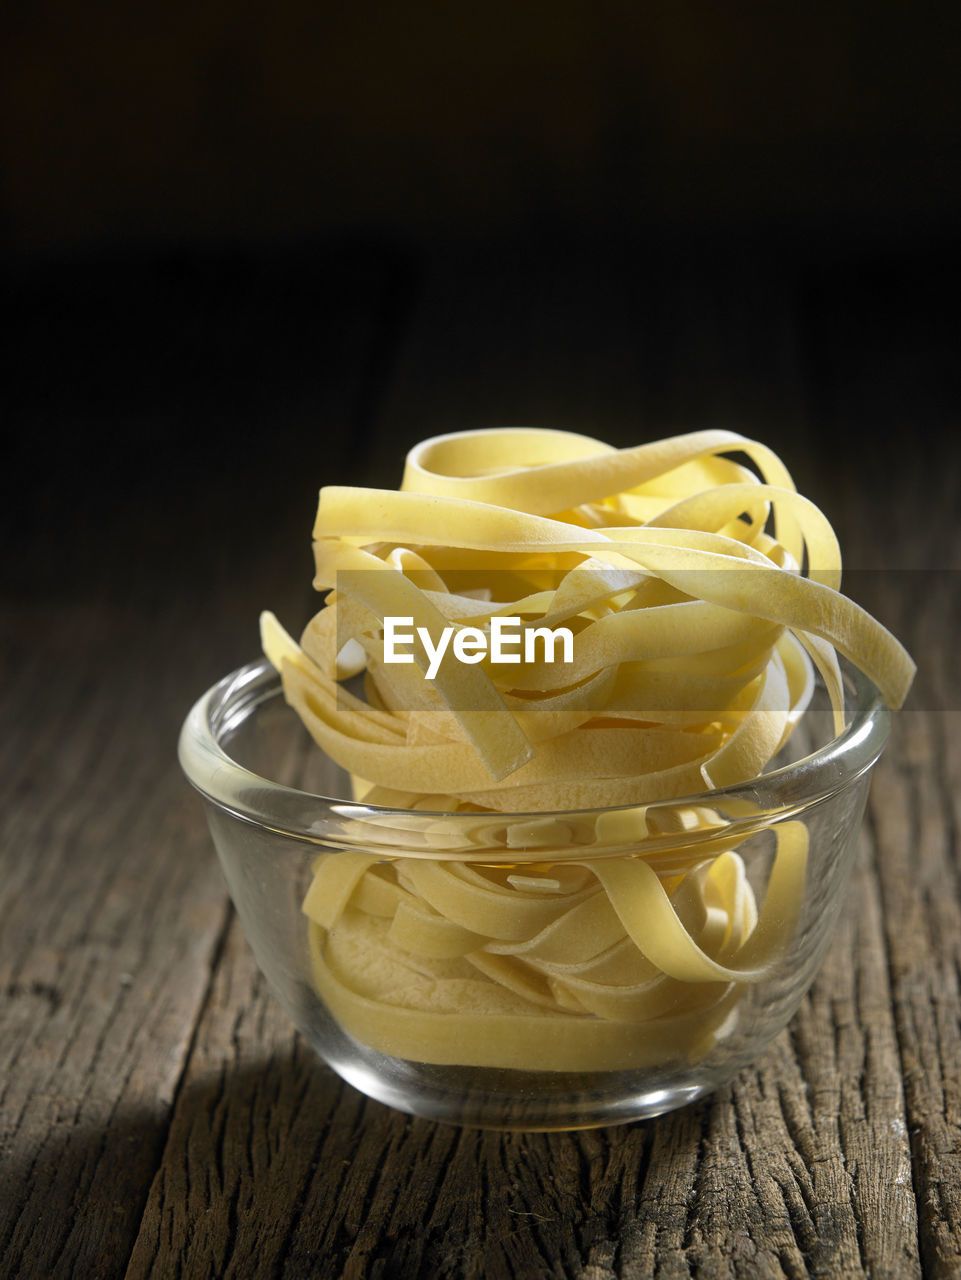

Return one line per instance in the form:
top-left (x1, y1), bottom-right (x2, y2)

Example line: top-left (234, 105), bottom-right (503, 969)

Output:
top-left (4, 1), bottom-right (959, 623)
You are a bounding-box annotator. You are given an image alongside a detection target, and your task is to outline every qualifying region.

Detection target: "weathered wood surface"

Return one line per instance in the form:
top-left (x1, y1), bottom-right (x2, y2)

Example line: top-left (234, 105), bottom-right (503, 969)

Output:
top-left (3, 239), bottom-right (959, 1278)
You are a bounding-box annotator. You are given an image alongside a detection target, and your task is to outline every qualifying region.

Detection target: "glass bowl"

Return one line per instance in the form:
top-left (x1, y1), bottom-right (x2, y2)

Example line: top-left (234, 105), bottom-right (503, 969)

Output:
top-left (178, 657), bottom-right (889, 1131)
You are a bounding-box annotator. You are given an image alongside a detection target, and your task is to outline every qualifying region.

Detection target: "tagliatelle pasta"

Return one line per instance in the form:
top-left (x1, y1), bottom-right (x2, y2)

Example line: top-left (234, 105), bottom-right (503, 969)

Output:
top-left (261, 427), bottom-right (915, 1071)
top-left (300, 820), bottom-right (808, 1070)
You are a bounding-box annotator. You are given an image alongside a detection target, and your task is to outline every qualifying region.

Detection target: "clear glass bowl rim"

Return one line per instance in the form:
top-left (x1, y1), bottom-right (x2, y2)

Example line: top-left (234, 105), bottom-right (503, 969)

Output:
top-left (178, 656), bottom-right (891, 859)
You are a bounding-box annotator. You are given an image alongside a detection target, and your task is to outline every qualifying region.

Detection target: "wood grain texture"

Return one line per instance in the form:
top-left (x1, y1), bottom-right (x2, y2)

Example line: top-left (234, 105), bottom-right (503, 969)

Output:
top-left (121, 851), bottom-right (921, 1280)
top-left (3, 240), bottom-right (958, 1279)
top-left (0, 599), bottom-right (232, 1279)
top-left (871, 713), bottom-right (961, 1280)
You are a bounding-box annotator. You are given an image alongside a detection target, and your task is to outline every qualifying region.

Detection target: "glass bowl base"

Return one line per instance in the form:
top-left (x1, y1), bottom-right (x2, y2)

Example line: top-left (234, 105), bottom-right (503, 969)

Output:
top-left (293, 984), bottom-right (740, 1130)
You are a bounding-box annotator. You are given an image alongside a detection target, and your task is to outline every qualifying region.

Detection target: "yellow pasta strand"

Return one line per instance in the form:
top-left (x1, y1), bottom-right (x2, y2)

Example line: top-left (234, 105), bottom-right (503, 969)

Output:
top-left (303, 821), bottom-right (806, 1071)
top-left (260, 427), bottom-right (914, 1072)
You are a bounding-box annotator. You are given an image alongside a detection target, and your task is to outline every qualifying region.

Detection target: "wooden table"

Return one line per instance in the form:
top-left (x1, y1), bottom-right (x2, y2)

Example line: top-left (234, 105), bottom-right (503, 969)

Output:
top-left (4, 236), bottom-right (960, 1278)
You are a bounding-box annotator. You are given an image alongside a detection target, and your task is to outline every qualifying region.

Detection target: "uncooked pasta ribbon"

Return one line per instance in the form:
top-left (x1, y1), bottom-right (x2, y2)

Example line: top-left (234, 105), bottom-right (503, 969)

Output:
top-left (302, 821), bottom-right (807, 1071)
top-left (261, 426), bottom-right (914, 1070)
